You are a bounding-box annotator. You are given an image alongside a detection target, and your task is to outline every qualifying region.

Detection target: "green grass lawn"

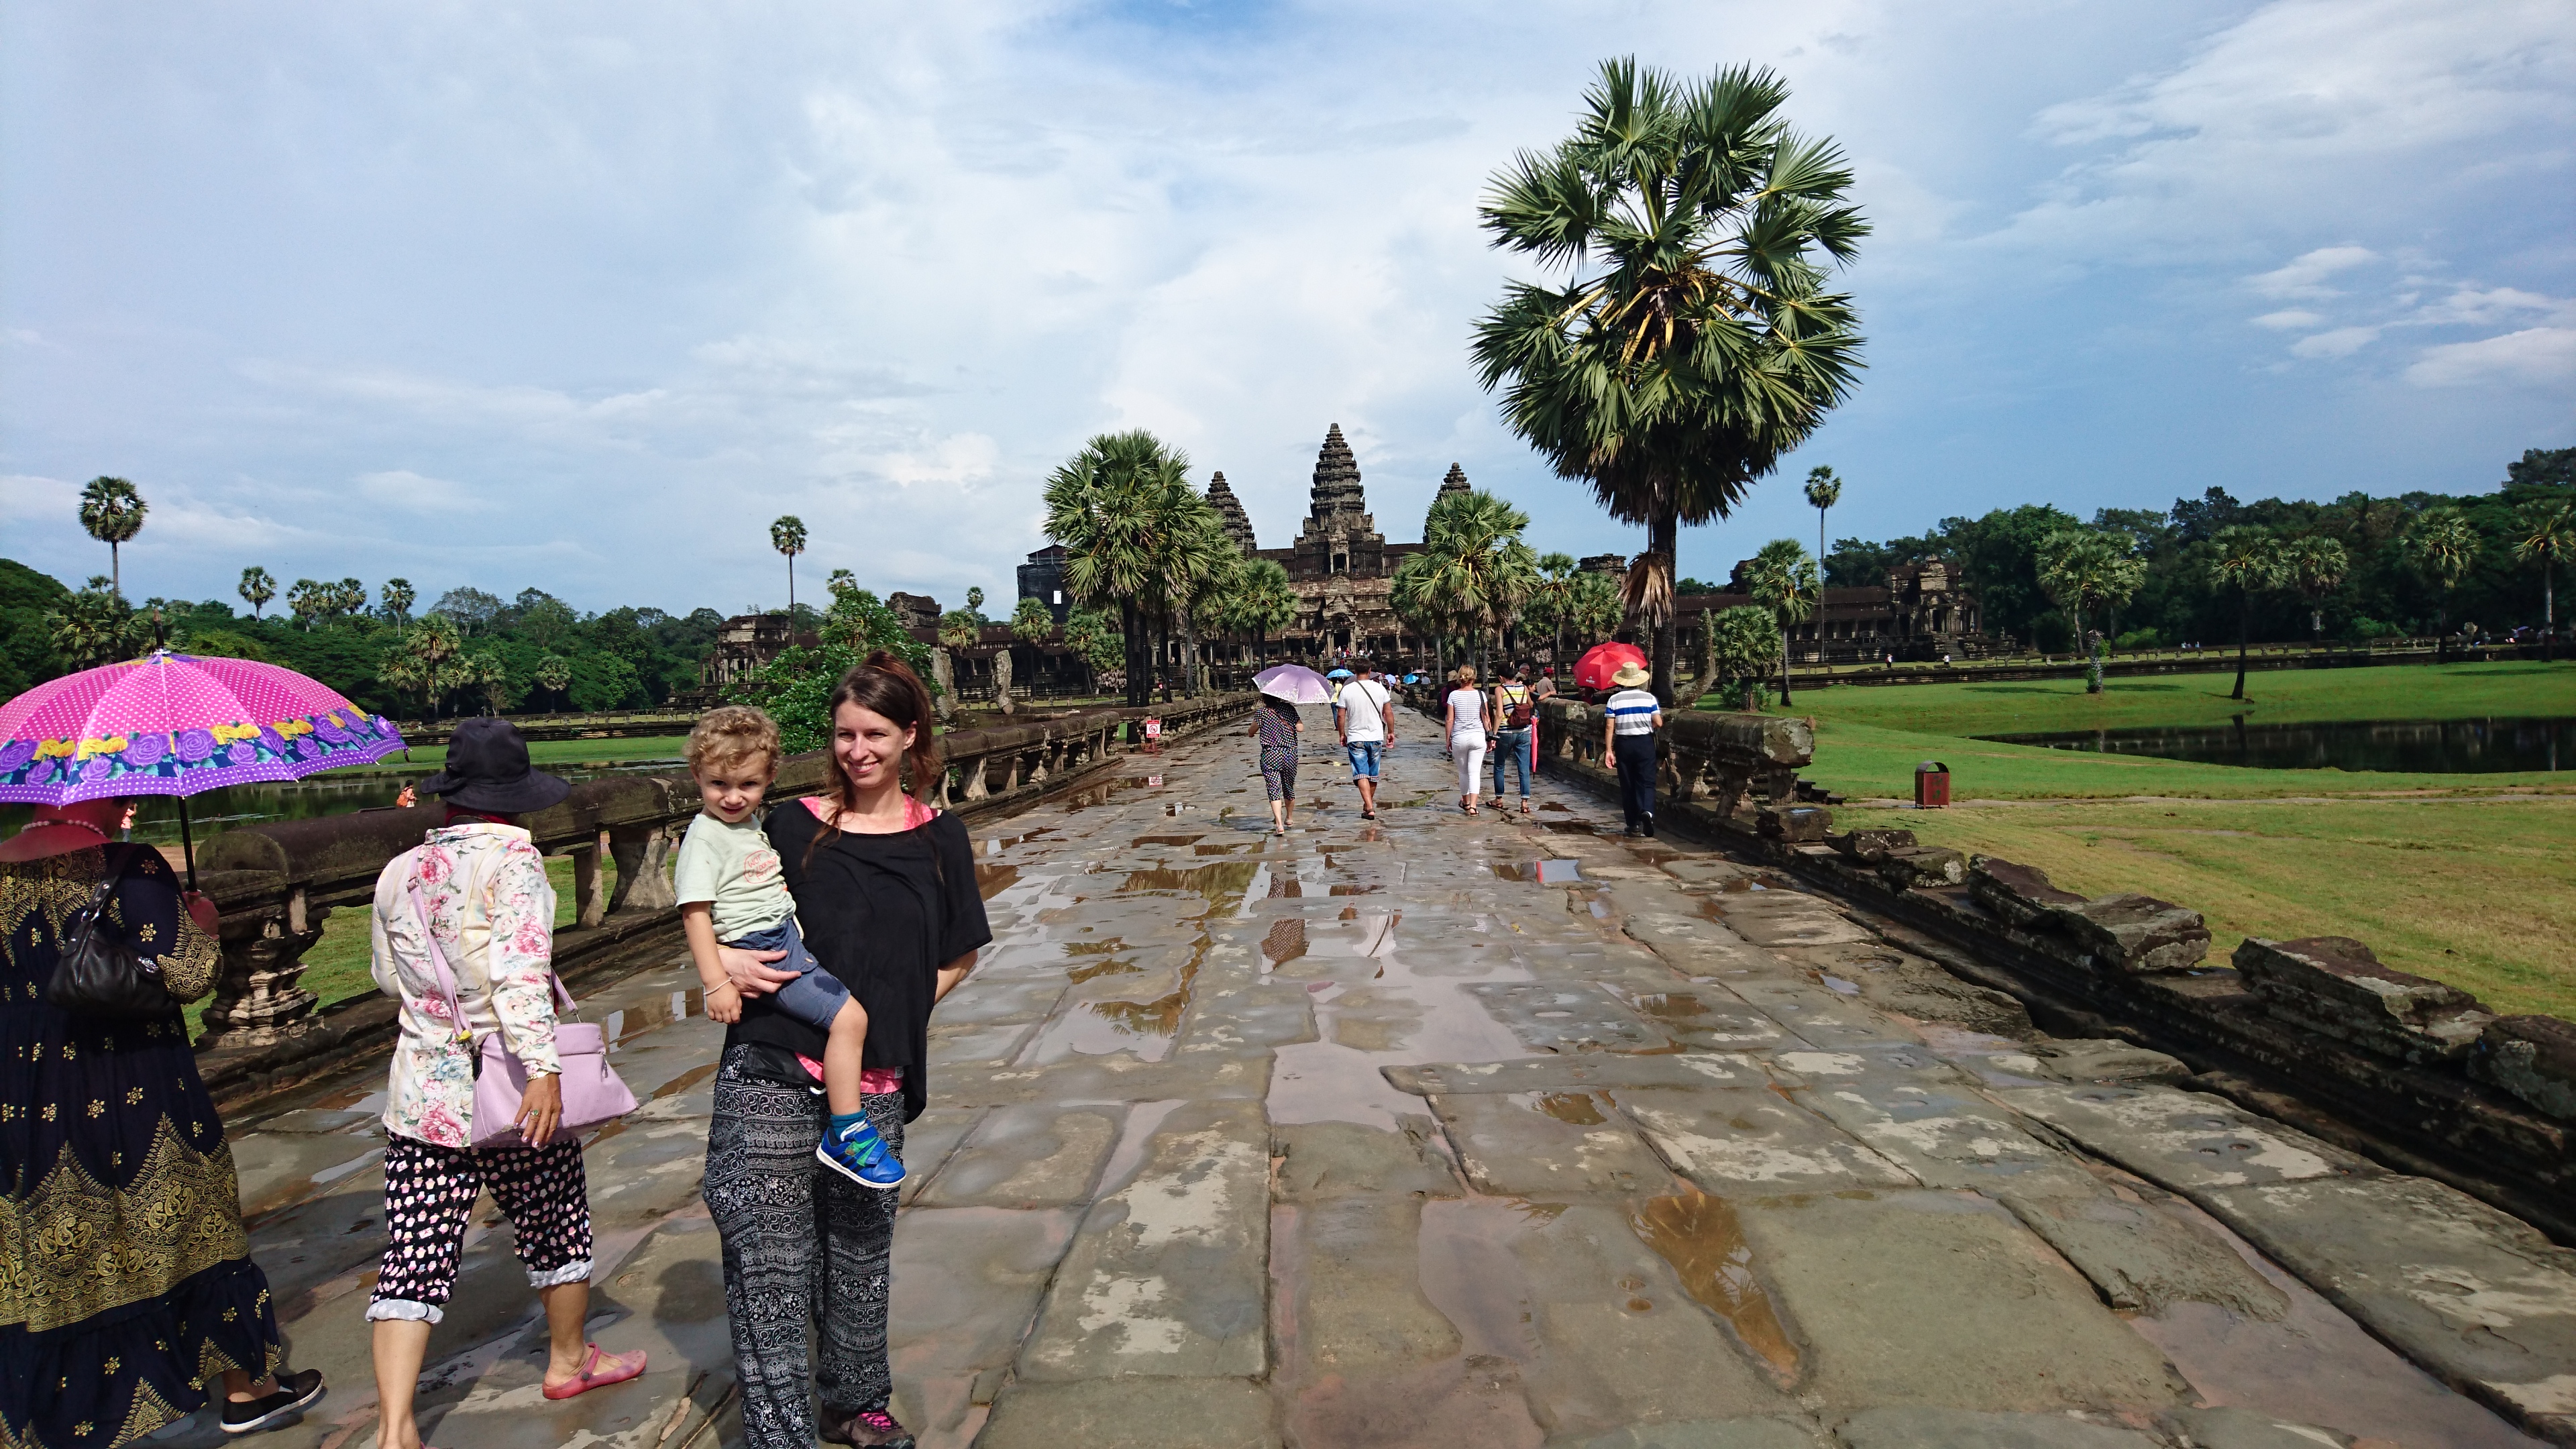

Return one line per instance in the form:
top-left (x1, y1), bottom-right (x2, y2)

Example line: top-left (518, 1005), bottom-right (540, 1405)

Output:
top-left (1702, 661), bottom-right (2575, 802)
top-left (366, 735), bottom-right (693, 773)
top-left (1697, 661), bottom-right (2576, 1016)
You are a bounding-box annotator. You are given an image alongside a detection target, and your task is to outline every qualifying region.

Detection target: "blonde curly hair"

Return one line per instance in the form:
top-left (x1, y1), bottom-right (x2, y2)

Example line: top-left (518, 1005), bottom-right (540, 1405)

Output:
top-left (687, 705), bottom-right (781, 778)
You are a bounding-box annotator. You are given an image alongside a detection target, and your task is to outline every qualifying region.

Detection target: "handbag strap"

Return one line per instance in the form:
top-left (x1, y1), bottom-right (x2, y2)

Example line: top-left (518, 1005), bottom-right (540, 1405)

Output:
top-left (67, 843), bottom-right (141, 938)
top-left (408, 872), bottom-right (574, 1050)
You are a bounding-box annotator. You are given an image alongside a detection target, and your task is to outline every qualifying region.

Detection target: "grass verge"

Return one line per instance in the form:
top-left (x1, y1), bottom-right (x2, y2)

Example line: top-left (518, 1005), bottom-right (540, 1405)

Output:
top-left (1837, 797), bottom-right (2576, 1019)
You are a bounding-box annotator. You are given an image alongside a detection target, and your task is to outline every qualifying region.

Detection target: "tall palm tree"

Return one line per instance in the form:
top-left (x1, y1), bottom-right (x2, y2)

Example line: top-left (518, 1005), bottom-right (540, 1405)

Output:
top-left (2511, 499), bottom-right (2573, 661)
top-left (2277, 535), bottom-right (2349, 652)
top-left (380, 577), bottom-right (415, 624)
top-left (1389, 551), bottom-right (1450, 682)
top-left (1044, 431), bottom-right (1212, 707)
top-left (771, 515), bottom-right (808, 616)
top-left (1741, 538), bottom-right (1818, 706)
top-left (2207, 525), bottom-right (2282, 700)
top-left (2401, 507), bottom-right (2477, 662)
top-left (1418, 489), bottom-right (1541, 678)
top-left (1802, 466), bottom-right (1842, 579)
top-left (78, 477), bottom-right (148, 597)
top-left (1566, 569), bottom-right (1623, 651)
top-left (2037, 529), bottom-right (2145, 692)
top-left (535, 655), bottom-right (574, 711)
top-left (238, 566), bottom-right (276, 621)
top-left (1472, 58), bottom-right (1868, 705)
top-left (1211, 556), bottom-right (1295, 670)
top-left (1529, 552), bottom-right (1580, 668)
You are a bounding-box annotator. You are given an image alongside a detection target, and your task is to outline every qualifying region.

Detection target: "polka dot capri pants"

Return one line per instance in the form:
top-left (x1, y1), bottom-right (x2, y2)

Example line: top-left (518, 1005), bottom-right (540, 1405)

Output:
top-left (367, 1133), bottom-right (594, 1324)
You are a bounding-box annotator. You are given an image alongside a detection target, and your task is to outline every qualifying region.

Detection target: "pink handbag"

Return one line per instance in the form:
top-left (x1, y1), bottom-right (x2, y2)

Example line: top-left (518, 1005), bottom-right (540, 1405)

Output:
top-left (411, 883), bottom-right (637, 1146)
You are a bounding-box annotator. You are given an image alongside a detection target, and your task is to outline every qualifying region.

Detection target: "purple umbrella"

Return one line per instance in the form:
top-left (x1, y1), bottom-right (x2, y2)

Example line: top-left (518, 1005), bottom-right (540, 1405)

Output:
top-left (1251, 664), bottom-right (1334, 705)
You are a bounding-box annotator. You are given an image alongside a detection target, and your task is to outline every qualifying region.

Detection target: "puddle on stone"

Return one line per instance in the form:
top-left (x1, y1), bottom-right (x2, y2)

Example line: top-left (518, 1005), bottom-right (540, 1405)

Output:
top-left (1538, 802), bottom-right (1571, 812)
top-left (1067, 957), bottom-right (1143, 984)
top-left (1065, 938), bottom-right (1125, 956)
top-left (1327, 883), bottom-right (1379, 895)
top-left (1820, 976), bottom-right (1862, 997)
top-left (1633, 992), bottom-right (1709, 1021)
top-left (1533, 1091), bottom-right (1607, 1126)
top-left (1132, 834), bottom-right (1203, 847)
top-left (1540, 820), bottom-right (1599, 835)
top-left (1194, 842), bottom-right (1246, 856)
top-left (985, 826), bottom-right (1054, 853)
top-left (1630, 1188), bottom-right (1801, 1389)
top-left (1268, 917), bottom-right (1525, 1130)
top-left (1269, 873), bottom-right (1304, 899)
top-left (975, 863), bottom-right (1021, 899)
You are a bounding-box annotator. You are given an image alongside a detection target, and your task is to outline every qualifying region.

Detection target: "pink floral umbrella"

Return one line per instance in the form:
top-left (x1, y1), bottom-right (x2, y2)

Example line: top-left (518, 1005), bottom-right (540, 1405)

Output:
top-left (0, 650), bottom-right (406, 884)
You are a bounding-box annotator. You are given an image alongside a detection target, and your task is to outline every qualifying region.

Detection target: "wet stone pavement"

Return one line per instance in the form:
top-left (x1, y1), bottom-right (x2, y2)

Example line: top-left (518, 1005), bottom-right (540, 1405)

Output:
top-left (160, 727), bottom-right (2574, 1448)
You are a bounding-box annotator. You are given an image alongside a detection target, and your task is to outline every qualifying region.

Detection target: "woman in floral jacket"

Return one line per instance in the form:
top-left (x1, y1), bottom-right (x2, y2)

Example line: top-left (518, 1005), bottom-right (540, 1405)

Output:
top-left (364, 720), bottom-right (644, 1449)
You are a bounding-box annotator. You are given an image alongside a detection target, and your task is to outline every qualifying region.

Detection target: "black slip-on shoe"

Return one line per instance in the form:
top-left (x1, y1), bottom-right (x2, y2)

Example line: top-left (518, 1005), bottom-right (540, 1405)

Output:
top-left (221, 1368), bottom-right (325, 1435)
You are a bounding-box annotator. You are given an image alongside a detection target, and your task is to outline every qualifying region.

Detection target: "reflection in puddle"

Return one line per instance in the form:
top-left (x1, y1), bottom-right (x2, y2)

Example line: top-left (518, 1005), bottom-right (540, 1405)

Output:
top-left (1131, 834), bottom-right (1203, 847)
top-left (1630, 1189), bottom-right (1801, 1389)
top-left (1820, 976), bottom-right (1861, 997)
top-left (1113, 862), bottom-right (1263, 912)
top-left (1327, 883), bottom-right (1380, 896)
top-left (1633, 992), bottom-right (1707, 1020)
top-left (1065, 938), bottom-right (1125, 955)
top-left (975, 863), bottom-right (1021, 899)
top-left (1540, 820), bottom-right (1599, 835)
top-left (1534, 1091), bottom-right (1606, 1126)
top-left (602, 988), bottom-right (706, 1046)
top-left (1067, 957), bottom-right (1143, 984)
top-left (1262, 919), bottom-right (1309, 966)
top-left (1193, 843), bottom-right (1246, 856)
top-left (1269, 873), bottom-right (1303, 899)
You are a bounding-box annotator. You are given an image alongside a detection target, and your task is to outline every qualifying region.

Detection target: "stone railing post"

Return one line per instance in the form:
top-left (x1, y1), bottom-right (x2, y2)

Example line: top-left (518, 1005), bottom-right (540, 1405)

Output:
top-left (571, 830), bottom-right (609, 928)
top-left (199, 886), bottom-right (326, 1048)
top-left (607, 823), bottom-right (676, 915)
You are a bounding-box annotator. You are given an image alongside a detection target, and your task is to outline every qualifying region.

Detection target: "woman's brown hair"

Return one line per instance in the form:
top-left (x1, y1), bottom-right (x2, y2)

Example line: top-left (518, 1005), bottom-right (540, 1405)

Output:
top-left (820, 650), bottom-right (943, 820)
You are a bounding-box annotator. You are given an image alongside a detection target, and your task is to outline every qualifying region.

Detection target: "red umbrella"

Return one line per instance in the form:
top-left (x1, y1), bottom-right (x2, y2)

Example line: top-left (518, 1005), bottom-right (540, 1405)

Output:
top-left (1572, 642), bottom-right (1648, 693)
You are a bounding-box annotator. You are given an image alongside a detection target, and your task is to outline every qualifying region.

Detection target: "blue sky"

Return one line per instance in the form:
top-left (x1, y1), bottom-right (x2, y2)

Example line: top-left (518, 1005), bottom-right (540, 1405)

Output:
top-left (5, 0), bottom-right (2571, 616)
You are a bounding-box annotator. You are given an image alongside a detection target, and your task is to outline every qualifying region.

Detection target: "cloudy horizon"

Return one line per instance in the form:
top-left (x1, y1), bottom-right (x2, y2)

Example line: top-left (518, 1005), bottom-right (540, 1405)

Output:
top-left (5, 0), bottom-right (2570, 618)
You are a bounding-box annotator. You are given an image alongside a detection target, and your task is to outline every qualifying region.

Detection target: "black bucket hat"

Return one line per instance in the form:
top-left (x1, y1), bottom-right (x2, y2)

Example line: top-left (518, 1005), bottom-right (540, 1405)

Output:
top-left (417, 718), bottom-right (571, 815)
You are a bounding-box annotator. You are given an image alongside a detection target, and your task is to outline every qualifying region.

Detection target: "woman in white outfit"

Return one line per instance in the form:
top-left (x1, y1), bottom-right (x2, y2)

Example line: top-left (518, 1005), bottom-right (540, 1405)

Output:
top-left (1444, 665), bottom-right (1489, 816)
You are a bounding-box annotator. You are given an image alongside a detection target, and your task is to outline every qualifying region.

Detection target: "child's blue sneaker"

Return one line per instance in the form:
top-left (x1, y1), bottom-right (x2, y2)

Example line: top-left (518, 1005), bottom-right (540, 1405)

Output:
top-left (818, 1118), bottom-right (905, 1190)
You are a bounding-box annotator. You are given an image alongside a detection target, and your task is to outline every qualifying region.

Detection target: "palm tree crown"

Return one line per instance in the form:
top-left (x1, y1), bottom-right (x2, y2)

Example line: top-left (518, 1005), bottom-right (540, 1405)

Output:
top-left (1042, 431), bottom-right (1227, 705)
top-left (1413, 489), bottom-right (1540, 677)
top-left (238, 566), bottom-right (276, 620)
top-left (78, 476), bottom-right (148, 596)
top-left (2511, 499), bottom-right (2573, 658)
top-left (1802, 464), bottom-right (1841, 576)
top-left (1471, 58), bottom-right (1868, 702)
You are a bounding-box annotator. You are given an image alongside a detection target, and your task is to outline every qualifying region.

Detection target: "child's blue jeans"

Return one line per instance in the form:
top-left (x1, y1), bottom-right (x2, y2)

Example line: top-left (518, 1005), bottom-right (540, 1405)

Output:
top-left (725, 916), bottom-right (848, 1032)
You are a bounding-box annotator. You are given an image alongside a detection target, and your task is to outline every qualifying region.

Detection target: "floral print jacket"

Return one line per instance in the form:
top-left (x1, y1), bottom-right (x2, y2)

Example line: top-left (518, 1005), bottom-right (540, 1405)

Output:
top-left (368, 822), bottom-right (561, 1146)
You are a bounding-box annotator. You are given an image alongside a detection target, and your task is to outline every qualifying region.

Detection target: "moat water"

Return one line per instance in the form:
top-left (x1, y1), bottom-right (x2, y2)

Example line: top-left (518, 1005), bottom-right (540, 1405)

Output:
top-left (1984, 716), bottom-right (2572, 773)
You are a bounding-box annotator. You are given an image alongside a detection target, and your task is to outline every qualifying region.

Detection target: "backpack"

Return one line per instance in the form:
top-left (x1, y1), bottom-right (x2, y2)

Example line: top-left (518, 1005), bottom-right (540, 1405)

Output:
top-left (1499, 682), bottom-right (1534, 729)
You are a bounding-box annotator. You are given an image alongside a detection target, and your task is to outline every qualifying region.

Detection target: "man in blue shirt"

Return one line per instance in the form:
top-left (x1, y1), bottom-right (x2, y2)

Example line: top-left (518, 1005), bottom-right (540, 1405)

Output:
top-left (1601, 661), bottom-right (1664, 837)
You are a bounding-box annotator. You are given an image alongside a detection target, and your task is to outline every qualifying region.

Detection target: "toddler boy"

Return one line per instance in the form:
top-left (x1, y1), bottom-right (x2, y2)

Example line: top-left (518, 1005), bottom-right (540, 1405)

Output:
top-left (676, 707), bottom-right (901, 1189)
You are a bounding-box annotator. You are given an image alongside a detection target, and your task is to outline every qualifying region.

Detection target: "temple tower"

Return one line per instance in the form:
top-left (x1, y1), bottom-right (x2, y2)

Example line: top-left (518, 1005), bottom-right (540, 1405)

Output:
top-left (1293, 424), bottom-right (1385, 580)
top-left (1427, 462), bottom-right (1470, 535)
top-left (1205, 471), bottom-right (1257, 556)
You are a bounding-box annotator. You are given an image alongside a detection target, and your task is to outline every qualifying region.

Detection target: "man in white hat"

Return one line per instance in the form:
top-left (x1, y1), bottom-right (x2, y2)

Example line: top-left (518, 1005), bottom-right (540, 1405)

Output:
top-left (1602, 661), bottom-right (1663, 837)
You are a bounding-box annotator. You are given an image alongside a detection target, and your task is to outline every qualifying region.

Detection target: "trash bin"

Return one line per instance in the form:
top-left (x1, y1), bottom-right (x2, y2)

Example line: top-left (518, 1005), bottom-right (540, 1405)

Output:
top-left (1915, 760), bottom-right (1951, 809)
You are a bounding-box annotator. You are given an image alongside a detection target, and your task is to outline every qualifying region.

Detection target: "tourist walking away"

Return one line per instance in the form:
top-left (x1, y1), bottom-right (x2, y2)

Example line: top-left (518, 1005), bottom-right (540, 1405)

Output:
top-left (366, 718), bottom-right (646, 1449)
top-left (1252, 690), bottom-right (1304, 834)
top-left (703, 653), bottom-right (990, 1449)
top-left (1604, 661), bottom-right (1664, 837)
top-left (1446, 665), bottom-right (1490, 815)
top-left (1335, 668), bottom-right (1394, 820)
top-left (1490, 665), bottom-right (1537, 816)
top-left (678, 706), bottom-right (900, 1190)
top-left (0, 800), bottom-right (326, 1446)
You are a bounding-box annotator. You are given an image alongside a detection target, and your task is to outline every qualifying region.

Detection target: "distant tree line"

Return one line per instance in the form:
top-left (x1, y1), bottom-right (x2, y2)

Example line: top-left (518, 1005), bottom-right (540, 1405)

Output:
top-left (1823, 447), bottom-right (2574, 653)
top-left (0, 558), bottom-right (728, 718)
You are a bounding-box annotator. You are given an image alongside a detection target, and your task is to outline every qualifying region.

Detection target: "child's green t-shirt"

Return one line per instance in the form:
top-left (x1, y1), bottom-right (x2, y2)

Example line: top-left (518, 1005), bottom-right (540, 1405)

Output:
top-left (673, 811), bottom-right (796, 941)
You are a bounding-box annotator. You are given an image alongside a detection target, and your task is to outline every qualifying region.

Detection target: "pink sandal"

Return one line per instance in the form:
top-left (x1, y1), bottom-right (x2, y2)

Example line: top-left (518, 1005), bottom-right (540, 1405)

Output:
top-left (541, 1344), bottom-right (648, 1401)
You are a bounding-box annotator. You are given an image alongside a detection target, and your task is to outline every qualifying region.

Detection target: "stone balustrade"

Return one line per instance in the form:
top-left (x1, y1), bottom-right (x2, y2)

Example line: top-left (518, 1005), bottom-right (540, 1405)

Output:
top-left (188, 692), bottom-right (1251, 1099)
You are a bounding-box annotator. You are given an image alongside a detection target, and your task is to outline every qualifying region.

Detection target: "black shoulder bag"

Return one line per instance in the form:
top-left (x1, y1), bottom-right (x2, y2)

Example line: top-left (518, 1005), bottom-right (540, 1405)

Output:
top-left (48, 845), bottom-right (182, 1018)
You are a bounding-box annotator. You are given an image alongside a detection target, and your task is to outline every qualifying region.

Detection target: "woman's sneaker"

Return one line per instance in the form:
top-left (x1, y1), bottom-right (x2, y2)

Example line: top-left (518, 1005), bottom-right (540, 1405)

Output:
top-left (220, 1368), bottom-right (325, 1435)
top-left (818, 1118), bottom-right (905, 1189)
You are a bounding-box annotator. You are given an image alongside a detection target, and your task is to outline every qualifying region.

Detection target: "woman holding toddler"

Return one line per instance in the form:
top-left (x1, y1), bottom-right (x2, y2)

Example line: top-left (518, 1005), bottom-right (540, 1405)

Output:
top-left (690, 654), bottom-right (989, 1449)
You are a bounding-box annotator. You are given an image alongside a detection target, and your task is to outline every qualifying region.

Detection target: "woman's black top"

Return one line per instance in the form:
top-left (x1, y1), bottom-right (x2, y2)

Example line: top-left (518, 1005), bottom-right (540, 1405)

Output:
top-left (724, 802), bottom-right (990, 1121)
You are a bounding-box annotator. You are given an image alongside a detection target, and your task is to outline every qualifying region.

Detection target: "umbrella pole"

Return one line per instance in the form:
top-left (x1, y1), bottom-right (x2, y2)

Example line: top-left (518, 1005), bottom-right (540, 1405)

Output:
top-left (177, 797), bottom-right (198, 894)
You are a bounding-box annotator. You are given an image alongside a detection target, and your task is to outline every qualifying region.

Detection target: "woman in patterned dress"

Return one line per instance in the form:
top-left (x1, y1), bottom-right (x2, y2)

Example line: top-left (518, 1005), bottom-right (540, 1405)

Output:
top-left (1249, 692), bottom-right (1302, 835)
top-left (0, 797), bottom-right (324, 1448)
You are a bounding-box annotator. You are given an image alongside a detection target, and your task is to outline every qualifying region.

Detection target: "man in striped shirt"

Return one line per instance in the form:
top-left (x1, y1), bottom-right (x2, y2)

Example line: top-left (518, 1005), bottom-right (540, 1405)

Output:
top-left (1601, 661), bottom-right (1664, 837)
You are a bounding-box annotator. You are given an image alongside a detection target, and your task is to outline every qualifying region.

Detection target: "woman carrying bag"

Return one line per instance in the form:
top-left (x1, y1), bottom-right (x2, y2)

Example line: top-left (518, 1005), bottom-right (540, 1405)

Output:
top-left (364, 719), bottom-right (646, 1449)
top-left (0, 798), bottom-right (325, 1446)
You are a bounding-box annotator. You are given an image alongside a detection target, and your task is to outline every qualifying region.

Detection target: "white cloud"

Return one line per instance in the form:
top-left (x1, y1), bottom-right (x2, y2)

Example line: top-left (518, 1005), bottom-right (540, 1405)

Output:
top-left (2404, 327), bottom-right (2576, 386)
top-left (2251, 309), bottom-right (2323, 330)
top-left (2247, 246), bottom-right (2375, 301)
top-left (2289, 325), bottom-right (2381, 358)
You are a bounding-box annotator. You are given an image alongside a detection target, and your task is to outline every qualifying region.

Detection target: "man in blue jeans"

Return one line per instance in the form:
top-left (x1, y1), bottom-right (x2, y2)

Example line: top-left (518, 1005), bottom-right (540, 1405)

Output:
top-left (1335, 671), bottom-right (1395, 820)
top-left (1490, 664), bottom-right (1537, 815)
